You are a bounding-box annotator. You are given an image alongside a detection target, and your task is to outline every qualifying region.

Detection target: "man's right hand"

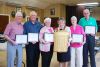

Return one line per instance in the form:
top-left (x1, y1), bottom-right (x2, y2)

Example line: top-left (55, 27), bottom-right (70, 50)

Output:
top-left (12, 41), bottom-right (18, 45)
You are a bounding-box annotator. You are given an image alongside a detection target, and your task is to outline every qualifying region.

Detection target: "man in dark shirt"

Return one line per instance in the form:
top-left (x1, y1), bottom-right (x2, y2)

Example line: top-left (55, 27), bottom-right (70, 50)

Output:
top-left (23, 11), bottom-right (43, 67)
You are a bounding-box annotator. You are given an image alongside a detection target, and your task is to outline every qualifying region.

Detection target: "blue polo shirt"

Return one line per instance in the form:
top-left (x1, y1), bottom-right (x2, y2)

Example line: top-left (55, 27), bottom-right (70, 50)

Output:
top-left (23, 21), bottom-right (43, 34)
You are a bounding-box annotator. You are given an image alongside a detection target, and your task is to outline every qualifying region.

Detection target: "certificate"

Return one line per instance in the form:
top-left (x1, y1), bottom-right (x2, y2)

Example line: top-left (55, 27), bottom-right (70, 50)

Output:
top-left (28, 33), bottom-right (39, 42)
top-left (16, 35), bottom-right (27, 44)
top-left (44, 33), bottom-right (54, 42)
top-left (85, 26), bottom-right (96, 34)
top-left (72, 34), bottom-right (83, 43)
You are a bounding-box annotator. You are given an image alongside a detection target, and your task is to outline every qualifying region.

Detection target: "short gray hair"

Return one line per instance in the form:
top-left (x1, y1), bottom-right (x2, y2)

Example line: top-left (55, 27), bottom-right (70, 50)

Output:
top-left (15, 11), bottom-right (23, 17)
top-left (58, 18), bottom-right (65, 21)
top-left (30, 11), bottom-right (37, 16)
top-left (44, 17), bottom-right (51, 23)
top-left (71, 16), bottom-right (77, 20)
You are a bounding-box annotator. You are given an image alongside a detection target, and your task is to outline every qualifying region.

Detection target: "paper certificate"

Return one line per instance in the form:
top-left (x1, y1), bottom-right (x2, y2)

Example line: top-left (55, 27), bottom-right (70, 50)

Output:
top-left (16, 35), bottom-right (27, 44)
top-left (44, 33), bottom-right (54, 42)
top-left (85, 26), bottom-right (96, 34)
top-left (28, 33), bottom-right (39, 42)
top-left (72, 34), bottom-right (83, 43)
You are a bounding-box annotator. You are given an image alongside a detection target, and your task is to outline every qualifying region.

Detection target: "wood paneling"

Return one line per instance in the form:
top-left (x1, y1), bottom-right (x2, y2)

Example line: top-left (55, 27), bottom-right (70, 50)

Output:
top-left (51, 17), bottom-right (59, 29)
top-left (0, 15), bottom-right (9, 33)
top-left (66, 6), bottom-right (85, 26)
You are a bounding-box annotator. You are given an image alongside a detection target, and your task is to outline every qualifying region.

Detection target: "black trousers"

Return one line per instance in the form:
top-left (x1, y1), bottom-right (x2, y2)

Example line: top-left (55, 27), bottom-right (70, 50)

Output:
top-left (83, 35), bottom-right (96, 67)
top-left (26, 42), bottom-right (40, 67)
top-left (41, 45), bottom-right (53, 67)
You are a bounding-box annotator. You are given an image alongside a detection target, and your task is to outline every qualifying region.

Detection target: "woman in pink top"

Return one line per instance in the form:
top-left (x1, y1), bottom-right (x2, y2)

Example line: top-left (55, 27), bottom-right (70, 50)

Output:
top-left (70, 16), bottom-right (86, 67)
top-left (39, 17), bottom-right (54, 67)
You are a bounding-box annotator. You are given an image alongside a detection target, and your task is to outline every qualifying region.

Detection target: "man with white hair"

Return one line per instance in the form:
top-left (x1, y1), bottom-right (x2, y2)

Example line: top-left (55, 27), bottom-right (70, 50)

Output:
top-left (23, 11), bottom-right (43, 67)
top-left (79, 9), bottom-right (98, 67)
top-left (4, 11), bottom-right (23, 67)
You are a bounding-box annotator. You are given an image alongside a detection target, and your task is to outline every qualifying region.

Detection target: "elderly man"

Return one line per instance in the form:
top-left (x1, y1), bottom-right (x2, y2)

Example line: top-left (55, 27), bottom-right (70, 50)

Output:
top-left (23, 11), bottom-right (43, 67)
top-left (79, 9), bottom-right (98, 67)
top-left (4, 11), bottom-right (23, 67)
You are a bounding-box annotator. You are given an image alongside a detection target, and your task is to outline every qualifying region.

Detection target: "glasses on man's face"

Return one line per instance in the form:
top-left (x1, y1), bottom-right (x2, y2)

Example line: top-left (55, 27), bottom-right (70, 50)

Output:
top-left (31, 15), bottom-right (37, 17)
top-left (16, 16), bottom-right (23, 19)
top-left (84, 12), bottom-right (89, 15)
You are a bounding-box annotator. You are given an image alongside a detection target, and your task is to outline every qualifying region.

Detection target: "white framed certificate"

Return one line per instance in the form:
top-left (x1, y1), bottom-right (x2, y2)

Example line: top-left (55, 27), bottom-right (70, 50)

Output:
top-left (72, 34), bottom-right (84, 43)
top-left (28, 33), bottom-right (39, 42)
top-left (85, 26), bottom-right (96, 34)
top-left (44, 33), bottom-right (54, 42)
top-left (16, 35), bottom-right (27, 44)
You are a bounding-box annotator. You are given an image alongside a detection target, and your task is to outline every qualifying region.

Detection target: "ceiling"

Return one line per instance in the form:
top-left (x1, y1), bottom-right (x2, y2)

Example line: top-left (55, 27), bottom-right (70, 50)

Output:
top-left (1, 0), bottom-right (100, 9)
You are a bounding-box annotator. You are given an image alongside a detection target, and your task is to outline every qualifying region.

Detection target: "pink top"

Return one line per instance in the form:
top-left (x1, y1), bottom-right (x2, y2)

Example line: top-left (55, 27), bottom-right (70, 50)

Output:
top-left (39, 26), bottom-right (54, 44)
top-left (70, 24), bottom-right (86, 48)
top-left (4, 21), bottom-right (23, 40)
top-left (39, 26), bottom-right (54, 52)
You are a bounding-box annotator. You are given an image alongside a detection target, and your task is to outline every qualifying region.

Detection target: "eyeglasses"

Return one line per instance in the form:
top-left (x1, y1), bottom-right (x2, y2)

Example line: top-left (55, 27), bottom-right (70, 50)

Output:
top-left (84, 13), bottom-right (89, 14)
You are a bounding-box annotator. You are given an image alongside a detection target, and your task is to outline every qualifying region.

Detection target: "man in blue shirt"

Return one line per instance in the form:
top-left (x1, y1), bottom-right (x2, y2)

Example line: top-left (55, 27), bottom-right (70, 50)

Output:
top-left (24, 11), bottom-right (43, 67)
top-left (79, 9), bottom-right (97, 67)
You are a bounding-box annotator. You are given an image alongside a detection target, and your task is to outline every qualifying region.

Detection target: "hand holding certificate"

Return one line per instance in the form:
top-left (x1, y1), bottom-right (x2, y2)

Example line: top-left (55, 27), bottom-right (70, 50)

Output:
top-left (44, 33), bottom-right (54, 42)
top-left (72, 34), bottom-right (83, 43)
top-left (28, 33), bottom-right (39, 42)
top-left (85, 26), bottom-right (96, 34)
top-left (16, 35), bottom-right (27, 44)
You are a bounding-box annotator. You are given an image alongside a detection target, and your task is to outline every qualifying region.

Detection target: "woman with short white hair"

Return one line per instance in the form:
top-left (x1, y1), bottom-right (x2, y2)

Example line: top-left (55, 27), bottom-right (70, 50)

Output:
top-left (70, 16), bottom-right (86, 67)
top-left (39, 17), bottom-right (54, 67)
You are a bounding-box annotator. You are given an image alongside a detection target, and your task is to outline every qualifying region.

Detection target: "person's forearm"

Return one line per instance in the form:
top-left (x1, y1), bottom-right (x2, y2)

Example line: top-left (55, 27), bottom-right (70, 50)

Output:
top-left (39, 33), bottom-right (45, 43)
top-left (4, 35), bottom-right (14, 43)
top-left (39, 36), bottom-right (45, 43)
top-left (84, 38), bottom-right (86, 43)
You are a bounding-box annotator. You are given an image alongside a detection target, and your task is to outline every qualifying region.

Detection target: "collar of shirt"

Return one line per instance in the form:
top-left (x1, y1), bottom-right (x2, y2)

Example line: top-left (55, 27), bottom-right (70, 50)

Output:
top-left (29, 20), bottom-right (38, 25)
top-left (84, 16), bottom-right (92, 21)
top-left (15, 21), bottom-right (22, 25)
top-left (71, 24), bottom-right (79, 33)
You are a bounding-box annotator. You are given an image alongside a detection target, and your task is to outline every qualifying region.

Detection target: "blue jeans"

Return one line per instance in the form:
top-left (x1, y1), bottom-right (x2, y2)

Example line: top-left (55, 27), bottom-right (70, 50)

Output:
top-left (83, 35), bottom-right (96, 67)
top-left (7, 42), bottom-right (23, 67)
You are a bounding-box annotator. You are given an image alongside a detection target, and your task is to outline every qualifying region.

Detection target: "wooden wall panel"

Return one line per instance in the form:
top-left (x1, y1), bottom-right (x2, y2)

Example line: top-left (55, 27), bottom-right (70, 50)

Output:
top-left (0, 15), bottom-right (9, 33)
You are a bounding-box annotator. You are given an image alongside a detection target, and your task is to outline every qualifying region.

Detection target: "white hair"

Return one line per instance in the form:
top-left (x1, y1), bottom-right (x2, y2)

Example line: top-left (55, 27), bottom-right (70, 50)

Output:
top-left (44, 17), bottom-right (51, 23)
top-left (15, 11), bottom-right (23, 17)
top-left (30, 11), bottom-right (37, 16)
top-left (71, 16), bottom-right (77, 20)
